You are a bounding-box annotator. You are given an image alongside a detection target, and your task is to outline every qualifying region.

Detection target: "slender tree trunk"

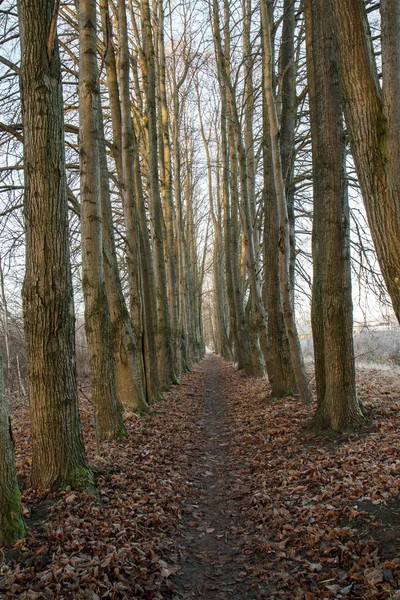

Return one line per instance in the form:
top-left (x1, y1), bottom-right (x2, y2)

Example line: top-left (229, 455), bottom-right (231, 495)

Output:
top-left (99, 0), bottom-right (123, 176)
top-left (184, 138), bottom-right (202, 361)
top-left (262, 84), bottom-right (296, 397)
top-left (141, 0), bottom-right (175, 386)
top-left (115, 0), bottom-right (160, 404)
top-left (78, 0), bottom-right (125, 440)
top-left (0, 260), bottom-right (13, 390)
top-left (330, 0), bottom-right (400, 323)
top-left (280, 0), bottom-right (296, 306)
top-left (18, 0), bottom-right (92, 489)
top-left (156, 0), bottom-right (180, 374)
top-left (261, 0), bottom-right (296, 396)
top-left (98, 110), bottom-right (147, 413)
top-left (212, 0), bottom-right (256, 374)
top-left (197, 94), bottom-right (230, 359)
top-left (227, 119), bottom-right (254, 373)
top-left (305, 0), bottom-right (364, 431)
top-left (133, 131), bottom-right (162, 402)
top-left (261, 0), bottom-right (312, 404)
top-left (171, 86), bottom-right (190, 372)
top-left (220, 95), bottom-right (239, 362)
top-left (0, 348), bottom-right (25, 545)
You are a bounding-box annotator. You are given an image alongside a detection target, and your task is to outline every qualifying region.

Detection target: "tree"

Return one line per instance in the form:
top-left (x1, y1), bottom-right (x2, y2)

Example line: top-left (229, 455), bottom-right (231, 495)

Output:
top-left (212, 0), bottom-right (262, 376)
top-left (305, 0), bottom-right (364, 431)
top-left (262, 85), bottom-right (297, 398)
top-left (141, 0), bottom-right (176, 387)
top-left (0, 348), bottom-right (25, 545)
top-left (155, 0), bottom-right (180, 373)
top-left (329, 0), bottom-right (400, 323)
top-left (260, 0), bottom-right (312, 405)
top-left (78, 0), bottom-right (125, 439)
top-left (261, 0), bottom-right (297, 397)
top-left (98, 108), bottom-right (147, 413)
top-left (18, 0), bottom-right (93, 489)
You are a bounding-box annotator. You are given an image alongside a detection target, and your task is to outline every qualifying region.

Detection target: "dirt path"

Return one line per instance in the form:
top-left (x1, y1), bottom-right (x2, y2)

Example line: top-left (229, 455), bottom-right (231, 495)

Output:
top-left (4, 354), bottom-right (400, 599)
top-left (172, 355), bottom-right (270, 599)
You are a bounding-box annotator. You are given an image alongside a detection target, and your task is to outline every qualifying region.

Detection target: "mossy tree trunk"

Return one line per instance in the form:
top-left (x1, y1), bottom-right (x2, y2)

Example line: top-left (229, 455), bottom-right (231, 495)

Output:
top-left (0, 349), bottom-right (25, 546)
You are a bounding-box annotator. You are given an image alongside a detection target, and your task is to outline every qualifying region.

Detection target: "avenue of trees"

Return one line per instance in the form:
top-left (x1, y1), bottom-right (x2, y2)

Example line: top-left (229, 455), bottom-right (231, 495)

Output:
top-left (1, 0), bottom-right (399, 546)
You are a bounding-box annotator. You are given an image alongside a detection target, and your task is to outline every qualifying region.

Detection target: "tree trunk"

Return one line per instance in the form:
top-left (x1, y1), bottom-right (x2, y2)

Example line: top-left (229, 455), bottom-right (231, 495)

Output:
top-left (261, 0), bottom-right (312, 405)
top-left (279, 0), bottom-right (296, 307)
top-left (0, 259), bottom-right (13, 390)
top-left (156, 0), bottom-right (180, 375)
top-left (141, 0), bottom-right (175, 386)
top-left (98, 109), bottom-right (147, 413)
top-left (197, 93), bottom-right (230, 360)
top-left (262, 84), bottom-right (296, 397)
top-left (113, 0), bottom-right (160, 405)
top-left (133, 131), bottom-right (162, 403)
top-left (330, 0), bottom-right (400, 323)
top-left (220, 100), bottom-right (239, 362)
top-left (212, 0), bottom-right (257, 374)
top-left (18, 0), bottom-right (93, 489)
top-left (78, 0), bottom-right (125, 440)
top-left (305, 0), bottom-right (364, 431)
top-left (0, 348), bottom-right (25, 545)
top-left (171, 83), bottom-right (190, 372)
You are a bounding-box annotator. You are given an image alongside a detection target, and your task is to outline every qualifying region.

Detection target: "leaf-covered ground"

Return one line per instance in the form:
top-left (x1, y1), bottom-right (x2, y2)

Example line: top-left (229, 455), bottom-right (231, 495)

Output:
top-left (1, 355), bottom-right (400, 599)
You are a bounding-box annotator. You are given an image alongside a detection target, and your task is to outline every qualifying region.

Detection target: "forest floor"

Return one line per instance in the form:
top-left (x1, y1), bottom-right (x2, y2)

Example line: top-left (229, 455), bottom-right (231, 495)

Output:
top-left (2, 355), bottom-right (400, 599)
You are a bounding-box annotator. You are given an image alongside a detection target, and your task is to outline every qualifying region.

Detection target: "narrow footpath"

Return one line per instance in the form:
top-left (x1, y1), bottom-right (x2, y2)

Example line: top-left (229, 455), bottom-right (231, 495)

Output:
top-left (171, 355), bottom-right (271, 599)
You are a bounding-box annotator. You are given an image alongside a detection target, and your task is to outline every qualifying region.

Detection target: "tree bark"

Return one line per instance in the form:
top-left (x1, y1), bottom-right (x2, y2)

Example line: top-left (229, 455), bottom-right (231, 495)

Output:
top-left (261, 0), bottom-right (312, 405)
top-left (305, 0), bottom-right (364, 431)
top-left (0, 348), bottom-right (25, 545)
top-left (220, 98), bottom-right (239, 362)
top-left (78, 0), bottom-right (125, 440)
top-left (156, 0), bottom-right (180, 375)
top-left (18, 0), bottom-right (93, 489)
top-left (115, 0), bottom-right (160, 404)
top-left (330, 0), bottom-right (400, 323)
top-left (141, 0), bottom-right (175, 386)
top-left (279, 0), bottom-right (296, 306)
top-left (262, 83), bottom-right (297, 397)
top-left (98, 109), bottom-right (147, 413)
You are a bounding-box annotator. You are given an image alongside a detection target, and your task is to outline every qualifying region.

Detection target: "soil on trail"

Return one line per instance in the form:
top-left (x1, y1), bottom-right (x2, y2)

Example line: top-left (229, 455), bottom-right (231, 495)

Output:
top-left (172, 355), bottom-right (270, 599)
